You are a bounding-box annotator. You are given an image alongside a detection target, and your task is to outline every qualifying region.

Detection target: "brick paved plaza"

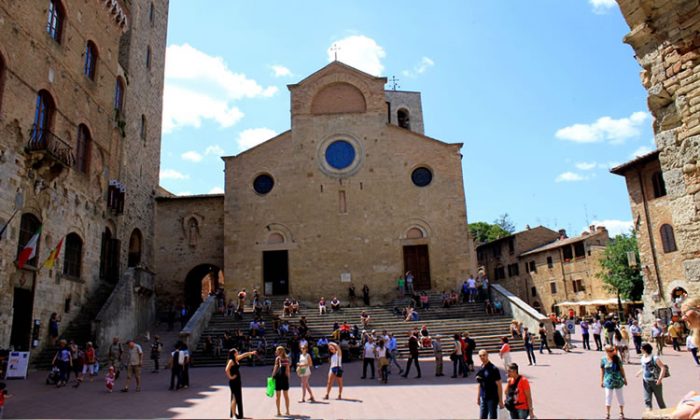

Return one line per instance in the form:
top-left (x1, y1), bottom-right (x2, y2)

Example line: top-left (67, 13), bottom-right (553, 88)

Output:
top-left (4, 332), bottom-right (698, 419)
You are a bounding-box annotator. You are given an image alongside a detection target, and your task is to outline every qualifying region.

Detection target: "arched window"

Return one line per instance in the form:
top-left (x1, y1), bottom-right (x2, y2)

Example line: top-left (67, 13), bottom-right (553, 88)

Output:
top-left (84, 41), bottom-right (97, 80)
top-left (63, 233), bottom-right (83, 278)
top-left (75, 124), bottom-right (91, 173)
top-left (30, 90), bottom-right (55, 144)
top-left (114, 77), bottom-right (125, 113)
top-left (128, 229), bottom-right (142, 267)
top-left (652, 171), bottom-right (667, 198)
top-left (660, 224), bottom-right (677, 253)
top-left (16, 213), bottom-right (41, 268)
top-left (140, 114), bottom-right (147, 140)
top-left (397, 108), bottom-right (410, 130)
top-left (46, 0), bottom-right (65, 43)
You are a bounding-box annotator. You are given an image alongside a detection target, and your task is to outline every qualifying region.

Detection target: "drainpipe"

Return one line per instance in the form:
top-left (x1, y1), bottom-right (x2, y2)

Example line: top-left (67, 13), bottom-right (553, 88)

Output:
top-left (637, 169), bottom-right (663, 303)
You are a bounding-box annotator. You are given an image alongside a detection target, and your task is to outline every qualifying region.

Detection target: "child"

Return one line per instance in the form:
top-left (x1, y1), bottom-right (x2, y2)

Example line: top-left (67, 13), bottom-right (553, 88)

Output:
top-left (105, 366), bottom-right (116, 393)
top-left (499, 336), bottom-right (512, 372)
top-left (0, 382), bottom-right (11, 418)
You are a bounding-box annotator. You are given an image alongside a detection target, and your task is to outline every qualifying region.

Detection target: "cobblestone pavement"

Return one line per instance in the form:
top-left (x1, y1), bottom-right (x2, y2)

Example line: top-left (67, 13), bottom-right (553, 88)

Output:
top-left (5, 332), bottom-right (699, 419)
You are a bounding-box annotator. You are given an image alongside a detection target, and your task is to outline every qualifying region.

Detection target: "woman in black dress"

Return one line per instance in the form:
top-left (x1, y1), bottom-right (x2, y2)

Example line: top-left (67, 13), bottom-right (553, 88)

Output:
top-left (271, 346), bottom-right (291, 417)
top-left (225, 348), bottom-right (256, 419)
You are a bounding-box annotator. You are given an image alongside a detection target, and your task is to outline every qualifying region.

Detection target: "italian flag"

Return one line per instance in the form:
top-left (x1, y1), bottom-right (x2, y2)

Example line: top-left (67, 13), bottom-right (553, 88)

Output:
top-left (17, 225), bottom-right (42, 269)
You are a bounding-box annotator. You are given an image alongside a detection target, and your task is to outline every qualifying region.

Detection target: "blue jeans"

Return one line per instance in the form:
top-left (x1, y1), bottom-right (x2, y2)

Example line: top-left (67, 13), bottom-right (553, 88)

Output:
top-left (479, 398), bottom-right (498, 419)
top-left (509, 408), bottom-right (529, 419)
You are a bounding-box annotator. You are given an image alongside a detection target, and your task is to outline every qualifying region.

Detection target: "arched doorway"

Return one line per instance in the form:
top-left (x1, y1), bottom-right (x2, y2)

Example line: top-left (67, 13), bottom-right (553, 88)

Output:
top-left (184, 264), bottom-right (222, 313)
top-left (128, 228), bottom-right (142, 267)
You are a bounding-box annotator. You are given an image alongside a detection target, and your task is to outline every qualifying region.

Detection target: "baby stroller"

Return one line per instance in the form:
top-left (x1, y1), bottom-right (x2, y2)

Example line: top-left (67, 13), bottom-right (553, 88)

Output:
top-left (46, 366), bottom-right (60, 385)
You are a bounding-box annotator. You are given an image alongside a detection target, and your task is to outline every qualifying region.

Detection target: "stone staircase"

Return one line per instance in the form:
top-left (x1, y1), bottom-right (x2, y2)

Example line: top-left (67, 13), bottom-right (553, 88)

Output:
top-left (32, 281), bottom-right (116, 369)
top-left (191, 292), bottom-right (521, 367)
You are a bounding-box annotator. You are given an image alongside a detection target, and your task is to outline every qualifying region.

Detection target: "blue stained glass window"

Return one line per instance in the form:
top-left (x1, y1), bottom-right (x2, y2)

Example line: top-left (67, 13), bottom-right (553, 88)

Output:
top-left (325, 140), bottom-right (355, 170)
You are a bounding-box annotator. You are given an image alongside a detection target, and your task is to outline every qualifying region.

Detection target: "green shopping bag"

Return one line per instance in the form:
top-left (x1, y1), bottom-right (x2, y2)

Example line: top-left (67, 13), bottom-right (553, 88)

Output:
top-left (266, 376), bottom-right (276, 398)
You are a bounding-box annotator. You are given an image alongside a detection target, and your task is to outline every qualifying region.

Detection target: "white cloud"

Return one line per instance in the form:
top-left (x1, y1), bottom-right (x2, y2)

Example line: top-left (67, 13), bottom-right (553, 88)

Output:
top-left (589, 0), bottom-right (617, 14)
top-left (402, 56), bottom-right (435, 78)
top-left (575, 162), bottom-right (597, 171)
top-left (327, 35), bottom-right (386, 76)
top-left (587, 219), bottom-right (633, 237)
top-left (163, 43), bottom-right (278, 133)
top-left (630, 145), bottom-right (653, 159)
top-left (555, 171), bottom-right (588, 182)
top-left (181, 151), bottom-right (203, 162)
top-left (160, 169), bottom-right (189, 180)
top-left (271, 65), bottom-right (292, 77)
top-left (204, 145), bottom-right (225, 156)
top-left (237, 128), bottom-right (278, 150)
top-left (555, 111), bottom-right (649, 144)
top-left (208, 187), bottom-right (225, 194)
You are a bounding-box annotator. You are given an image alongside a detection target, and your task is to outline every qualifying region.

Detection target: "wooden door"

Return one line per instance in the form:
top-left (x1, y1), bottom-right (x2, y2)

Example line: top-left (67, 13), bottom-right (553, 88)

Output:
top-left (403, 245), bottom-right (431, 290)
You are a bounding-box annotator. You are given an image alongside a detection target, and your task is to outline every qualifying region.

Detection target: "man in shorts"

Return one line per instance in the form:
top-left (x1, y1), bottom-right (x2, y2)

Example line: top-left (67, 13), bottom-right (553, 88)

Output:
top-left (121, 339), bottom-right (143, 392)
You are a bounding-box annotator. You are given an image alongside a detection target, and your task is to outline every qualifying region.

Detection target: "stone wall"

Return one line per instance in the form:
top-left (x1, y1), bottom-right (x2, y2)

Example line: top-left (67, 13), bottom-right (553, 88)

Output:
top-left (0, 0), bottom-right (168, 353)
top-left (385, 90), bottom-right (425, 135)
top-left (617, 0), bottom-right (700, 307)
top-left (154, 195), bottom-right (225, 309)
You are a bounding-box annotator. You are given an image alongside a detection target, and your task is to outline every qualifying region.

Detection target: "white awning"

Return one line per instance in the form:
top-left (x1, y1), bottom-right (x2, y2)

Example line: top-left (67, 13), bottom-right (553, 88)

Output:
top-left (555, 298), bottom-right (642, 307)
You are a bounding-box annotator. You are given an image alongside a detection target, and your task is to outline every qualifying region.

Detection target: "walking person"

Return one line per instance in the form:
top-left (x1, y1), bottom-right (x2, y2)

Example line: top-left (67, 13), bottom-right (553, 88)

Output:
top-left (601, 344), bottom-right (628, 419)
top-left (523, 328), bottom-right (536, 366)
top-left (636, 343), bottom-right (667, 412)
top-left (376, 339), bottom-right (390, 383)
top-left (121, 339), bottom-right (143, 392)
top-left (538, 322), bottom-right (553, 354)
top-left (324, 342), bottom-right (343, 400)
top-left (651, 319), bottom-right (665, 355)
top-left (271, 346), bottom-right (291, 417)
top-left (592, 319), bottom-right (604, 351)
top-left (475, 350), bottom-right (504, 419)
top-left (108, 337), bottom-right (123, 379)
top-left (499, 337), bottom-right (512, 372)
top-left (451, 333), bottom-right (466, 378)
top-left (504, 363), bottom-right (534, 419)
top-left (150, 335), bottom-right (163, 373)
top-left (52, 339), bottom-right (71, 387)
top-left (668, 321), bottom-right (682, 351)
top-left (168, 343), bottom-right (184, 390)
top-left (433, 335), bottom-right (444, 377)
top-left (630, 321), bottom-right (643, 354)
top-left (297, 345), bottom-right (315, 402)
top-left (361, 337), bottom-right (376, 379)
top-left (225, 348), bottom-right (256, 419)
top-left (580, 319), bottom-right (591, 350)
top-left (402, 332), bottom-right (421, 378)
top-left (386, 333), bottom-right (403, 375)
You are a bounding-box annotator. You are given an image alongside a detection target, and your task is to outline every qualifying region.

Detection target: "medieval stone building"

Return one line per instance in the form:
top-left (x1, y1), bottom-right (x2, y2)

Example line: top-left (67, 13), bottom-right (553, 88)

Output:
top-left (0, 0), bottom-right (168, 354)
top-left (154, 61), bottom-right (477, 308)
top-left (615, 0), bottom-right (700, 321)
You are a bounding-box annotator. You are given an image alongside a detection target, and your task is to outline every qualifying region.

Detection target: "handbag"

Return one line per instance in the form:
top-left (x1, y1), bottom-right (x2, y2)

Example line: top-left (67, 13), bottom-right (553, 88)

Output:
top-left (265, 376), bottom-right (276, 398)
top-left (379, 357), bottom-right (389, 368)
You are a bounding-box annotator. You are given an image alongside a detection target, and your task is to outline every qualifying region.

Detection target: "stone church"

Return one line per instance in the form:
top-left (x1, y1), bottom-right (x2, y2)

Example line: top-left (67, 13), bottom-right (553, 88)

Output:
top-left (155, 61), bottom-right (477, 308)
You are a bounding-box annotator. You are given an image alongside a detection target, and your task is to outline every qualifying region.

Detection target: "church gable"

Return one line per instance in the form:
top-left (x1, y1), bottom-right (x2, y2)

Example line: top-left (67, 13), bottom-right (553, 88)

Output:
top-left (289, 62), bottom-right (387, 117)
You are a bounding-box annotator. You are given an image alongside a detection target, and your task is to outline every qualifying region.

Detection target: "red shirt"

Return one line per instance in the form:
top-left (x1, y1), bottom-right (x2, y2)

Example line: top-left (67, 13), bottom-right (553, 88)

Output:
top-left (508, 376), bottom-right (531, 409)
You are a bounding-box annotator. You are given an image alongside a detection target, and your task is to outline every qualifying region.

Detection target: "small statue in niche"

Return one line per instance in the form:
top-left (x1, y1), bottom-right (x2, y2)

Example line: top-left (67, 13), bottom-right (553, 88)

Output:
top-left (188, 217), bottom-right (199, 247)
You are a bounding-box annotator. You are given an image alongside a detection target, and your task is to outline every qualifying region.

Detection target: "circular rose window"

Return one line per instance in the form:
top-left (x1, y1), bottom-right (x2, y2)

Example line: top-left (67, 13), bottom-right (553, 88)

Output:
top-left (253, 174), bottom-right (274, 194)
top-left (325, 140), bottom-right (356, 170)
top-left (411, 167), bottom-right (433, 187)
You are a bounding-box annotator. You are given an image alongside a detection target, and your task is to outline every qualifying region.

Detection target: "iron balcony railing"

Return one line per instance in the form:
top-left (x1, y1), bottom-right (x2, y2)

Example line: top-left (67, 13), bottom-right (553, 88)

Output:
top-left (26, 125), bottom-right (75, 168)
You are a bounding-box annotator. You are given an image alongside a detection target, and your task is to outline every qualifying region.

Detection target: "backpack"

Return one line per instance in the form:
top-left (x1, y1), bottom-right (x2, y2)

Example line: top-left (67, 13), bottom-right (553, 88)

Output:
top-left (504, 376), bottom-right (522, 411)
top-left (652, 356), bottom-right (671, 379)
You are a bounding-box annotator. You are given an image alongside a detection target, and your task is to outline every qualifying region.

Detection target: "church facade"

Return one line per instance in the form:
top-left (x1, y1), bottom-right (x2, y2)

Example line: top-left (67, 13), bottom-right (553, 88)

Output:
top-left (155, 62), bottom-right (477, 307)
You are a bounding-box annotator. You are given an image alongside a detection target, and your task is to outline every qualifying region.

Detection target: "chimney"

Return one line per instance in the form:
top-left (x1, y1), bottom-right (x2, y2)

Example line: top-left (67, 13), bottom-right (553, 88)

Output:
top-left (596, 226), bottom-right (607, 233)
top-left (558, 229), bottom-right (568, 240)
top-left (589, 225), bottom-right (595, 233)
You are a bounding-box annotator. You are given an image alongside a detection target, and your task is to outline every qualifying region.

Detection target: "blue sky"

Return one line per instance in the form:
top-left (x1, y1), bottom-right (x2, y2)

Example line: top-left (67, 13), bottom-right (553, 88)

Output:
top-left (159, 0), bottom-right (653, 237)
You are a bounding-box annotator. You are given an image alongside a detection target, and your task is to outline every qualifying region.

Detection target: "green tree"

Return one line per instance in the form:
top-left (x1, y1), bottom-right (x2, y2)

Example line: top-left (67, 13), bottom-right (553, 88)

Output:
top-left (597, 233), bottom-right (644, 317)
top-left (469, 221), bottom-right (511, 244)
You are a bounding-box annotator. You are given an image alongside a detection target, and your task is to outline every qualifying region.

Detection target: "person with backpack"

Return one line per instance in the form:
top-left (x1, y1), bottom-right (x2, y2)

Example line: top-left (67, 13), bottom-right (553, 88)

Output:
top-left (168, 342), bottom-right (184, 390)
top-left (601, 344), bottom-right (628, 420)
top-left (503, 363), bottom-right (533, 419)
top-left (636, 343), bottom-right (668, 411)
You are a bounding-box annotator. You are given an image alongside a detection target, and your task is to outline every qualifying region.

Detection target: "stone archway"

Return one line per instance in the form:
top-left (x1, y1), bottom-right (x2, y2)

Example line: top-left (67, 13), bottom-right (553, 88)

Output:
top-left (184, 264), bottom-right (223, 313)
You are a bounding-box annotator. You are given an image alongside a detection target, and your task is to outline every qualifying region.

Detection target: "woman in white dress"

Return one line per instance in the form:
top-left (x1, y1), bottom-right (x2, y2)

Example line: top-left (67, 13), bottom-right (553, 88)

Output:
top-left (324, 342), bottom-right (343, 400)
top-left (297, 345), bottom-right (315, 402)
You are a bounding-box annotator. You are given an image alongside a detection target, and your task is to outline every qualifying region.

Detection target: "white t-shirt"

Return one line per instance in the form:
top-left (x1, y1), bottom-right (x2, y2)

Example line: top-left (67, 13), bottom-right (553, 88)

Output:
top-left (364, 342), bottom-right (376, 358)
top-left (330, 353), bottom-right (341, 369)
top-left (467, 278), bottom-right (476, 288)
top-left (376, 346), bottom-right (387, 358)
top-left (591, 322), bottom-right (602, 335)
top-left (687, 336), bottom-right (697, 350)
